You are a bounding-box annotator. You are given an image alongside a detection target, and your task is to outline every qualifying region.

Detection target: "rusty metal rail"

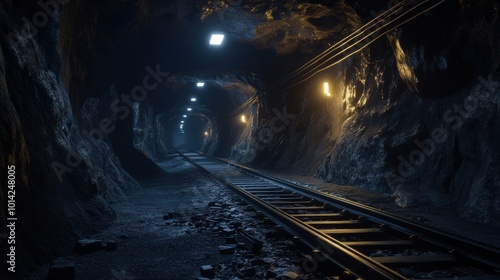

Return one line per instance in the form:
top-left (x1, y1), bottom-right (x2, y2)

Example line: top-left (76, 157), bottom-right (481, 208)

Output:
top-left (178, 151), bottom-right (500, 280)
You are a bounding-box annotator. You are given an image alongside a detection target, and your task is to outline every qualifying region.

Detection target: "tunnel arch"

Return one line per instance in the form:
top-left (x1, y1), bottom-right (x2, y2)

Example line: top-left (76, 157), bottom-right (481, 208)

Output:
top-left (140, 73), bottom-right (263, 157)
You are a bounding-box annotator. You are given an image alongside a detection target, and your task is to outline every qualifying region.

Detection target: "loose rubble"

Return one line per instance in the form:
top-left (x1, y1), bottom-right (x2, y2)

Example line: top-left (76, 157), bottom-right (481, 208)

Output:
top-left (180, 193), bottom-right (339, 279)
top-left (41, 159), bottom-right (339, 279)
top-left (47, 259), bottom-right (75, 280)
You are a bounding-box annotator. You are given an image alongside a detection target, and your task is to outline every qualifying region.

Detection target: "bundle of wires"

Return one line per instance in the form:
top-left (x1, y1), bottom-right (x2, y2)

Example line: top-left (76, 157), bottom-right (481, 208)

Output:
top-left (228, 0), bottom-right (446, 118)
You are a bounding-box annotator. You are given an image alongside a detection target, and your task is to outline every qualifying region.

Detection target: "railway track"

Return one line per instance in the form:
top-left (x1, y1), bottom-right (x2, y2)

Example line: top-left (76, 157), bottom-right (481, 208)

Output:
top-left (178, 151), bottom-right (500, 280)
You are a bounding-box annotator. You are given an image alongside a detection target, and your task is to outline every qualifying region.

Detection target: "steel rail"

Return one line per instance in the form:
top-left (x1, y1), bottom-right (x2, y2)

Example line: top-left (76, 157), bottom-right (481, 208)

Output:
top-left (178, 151), bottom-right (500, 279)
top-left (210, 155), bottom-right (500, 272)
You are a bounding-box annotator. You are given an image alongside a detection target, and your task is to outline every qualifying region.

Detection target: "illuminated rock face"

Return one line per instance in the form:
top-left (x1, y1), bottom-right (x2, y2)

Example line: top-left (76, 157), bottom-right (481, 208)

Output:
top-left (0, 0), bottom-right (499, 276)
top-left (314, 3), bottom-right (500, 226)
top-left (222, 0), bottom-right (500, 226)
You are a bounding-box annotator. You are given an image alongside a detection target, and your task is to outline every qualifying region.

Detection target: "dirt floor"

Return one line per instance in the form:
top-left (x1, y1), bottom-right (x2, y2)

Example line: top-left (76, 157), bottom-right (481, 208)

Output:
top-left (27, 154), bottom-right (500, 280)
top-left (28, 155), bottom-right (336, 280)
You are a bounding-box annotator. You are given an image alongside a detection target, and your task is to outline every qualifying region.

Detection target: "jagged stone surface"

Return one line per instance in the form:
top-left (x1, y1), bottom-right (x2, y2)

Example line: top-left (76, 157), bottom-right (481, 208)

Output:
top-left (0, 3), bottom-right (140, 275)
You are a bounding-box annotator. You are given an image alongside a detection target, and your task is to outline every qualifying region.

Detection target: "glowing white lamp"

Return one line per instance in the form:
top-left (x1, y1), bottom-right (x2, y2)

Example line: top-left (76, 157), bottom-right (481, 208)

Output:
top-left (210, 34), bottom-right (224, 45)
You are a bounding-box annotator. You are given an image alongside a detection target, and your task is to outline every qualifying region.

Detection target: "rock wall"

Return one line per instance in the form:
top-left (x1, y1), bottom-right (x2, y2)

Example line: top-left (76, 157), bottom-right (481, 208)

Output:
top-left (318, 1), bottom-right (500, 225)
top-left (0, 2), bottom-right (139, 275)
top-left (134, 101), bottom-right (159, 160)
top-left (58, 0), bottom-right (163, 178)
top-left (230, 0), bottom-right (500, 226)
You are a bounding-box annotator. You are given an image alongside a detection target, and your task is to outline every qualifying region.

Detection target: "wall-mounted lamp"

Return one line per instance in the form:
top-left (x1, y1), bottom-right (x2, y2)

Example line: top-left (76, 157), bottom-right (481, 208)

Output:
top-left (324, 82), bottom-right (331, 97)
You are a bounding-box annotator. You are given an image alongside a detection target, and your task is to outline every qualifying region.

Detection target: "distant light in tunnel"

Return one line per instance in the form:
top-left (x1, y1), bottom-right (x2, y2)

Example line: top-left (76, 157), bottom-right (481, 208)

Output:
top-left (210, 34), bottom-right (224, 45)
top-left (181, 121), bottom-right (184, 123)
top-left (183, 115), bottom-right (187, 118)
top-left (197, 82), bottom-right (205, 87)
top-left (187, 108), bottom-right (192, 111)
top-left (204, 131), bottom-right (209, 136)
top-left (241, 115), bottom-right (247, 123)
top-left (191, 98), bottom-right (197, 102)
top-left (323, 82), bottom-right (331, 97)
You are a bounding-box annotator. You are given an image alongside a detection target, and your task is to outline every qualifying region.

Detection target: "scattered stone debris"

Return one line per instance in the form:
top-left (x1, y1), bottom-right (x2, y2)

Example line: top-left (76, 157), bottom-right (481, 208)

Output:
top-left (74, 239), bottom-right (117, 254)
top-left (242, 266), bottom-right (257, 277)
top-left (102, 240), bottom-right (117, 251)
top-left (237, 230), bottom-right (263, 253)
top-left (236, 242), bottom-right (247, 249)
top-left (225, 236), bottom-right (237, 244)
top-left (73, 239), bottom-right (102, 254)
top-left (265, 269), bottom-right (278, 278)
top-left (200, 265), bottom-right (215, 278)
top-left (281, 271), bottom-right (300, 279)
top-left (416, 216), bottom-right (431, 224)
top-left (47, 259), bottom-right (75, 280)
top-left (218, 245), bottom-right (236, 254)
top-left (186, 193), bottom-right (340, 279)
top-left (58, 161), bottom-right (341, 279)
top-left (163, 212), bottom-right (180, 220)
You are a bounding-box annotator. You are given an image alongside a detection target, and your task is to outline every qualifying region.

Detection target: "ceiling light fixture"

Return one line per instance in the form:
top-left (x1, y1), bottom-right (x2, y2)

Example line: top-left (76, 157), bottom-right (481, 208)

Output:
top-left (210, 34), bottom-right (224, 45)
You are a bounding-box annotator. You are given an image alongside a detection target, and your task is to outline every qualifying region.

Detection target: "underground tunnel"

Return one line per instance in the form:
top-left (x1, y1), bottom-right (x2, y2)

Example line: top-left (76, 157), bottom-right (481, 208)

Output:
top-left (1, 0), bottom-right (500, 279)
